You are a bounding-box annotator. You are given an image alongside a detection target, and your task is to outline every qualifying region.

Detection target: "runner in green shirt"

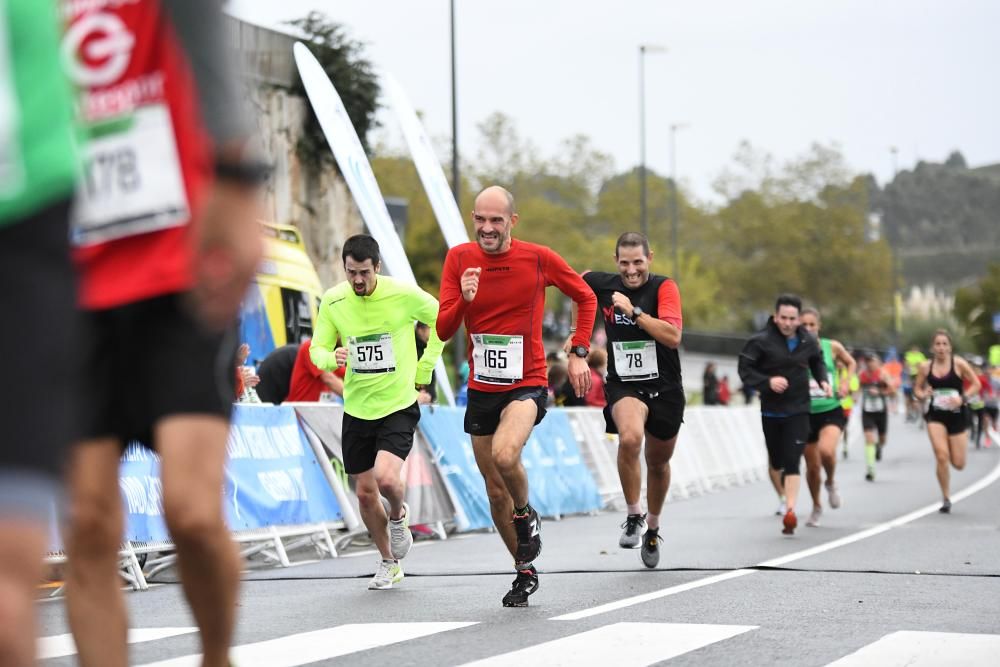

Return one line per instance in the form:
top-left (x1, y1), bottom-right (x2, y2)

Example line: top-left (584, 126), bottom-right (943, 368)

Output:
top-left (801, 308), bottom-right (856, 527)
top-left (311, 234), bottom-right (445, 590)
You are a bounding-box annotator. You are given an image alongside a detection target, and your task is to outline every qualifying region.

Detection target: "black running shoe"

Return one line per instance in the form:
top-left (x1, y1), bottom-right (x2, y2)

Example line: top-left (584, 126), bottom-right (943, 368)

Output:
top-left (619, 513), bottom-right (646, 549)
top-left (939, 499), bottom-right (951, 514)
top-left (501, 565), bottom-right (539, 607)
top-left (512, 506), bottom-right (542, 564)
top-left (640, 528), bottom-right (662, 568)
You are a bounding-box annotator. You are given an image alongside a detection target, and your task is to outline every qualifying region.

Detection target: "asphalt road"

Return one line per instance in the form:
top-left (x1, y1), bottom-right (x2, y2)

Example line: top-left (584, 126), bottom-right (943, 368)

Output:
top-left (37, 413), bottom-right (1000, 666)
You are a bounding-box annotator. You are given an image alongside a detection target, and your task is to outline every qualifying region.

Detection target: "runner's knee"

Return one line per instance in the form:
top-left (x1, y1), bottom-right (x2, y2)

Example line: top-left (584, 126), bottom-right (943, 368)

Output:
top-left (492, 446), bottom-right (522, 475)
top-left (618, 429), bottom-right (644, 455)
top-left (67, 493), bottom-right (121, 557)
top-left (354, 479), bottom-right (381, 509)
top-left (163, 496), bottom-right (225, 545)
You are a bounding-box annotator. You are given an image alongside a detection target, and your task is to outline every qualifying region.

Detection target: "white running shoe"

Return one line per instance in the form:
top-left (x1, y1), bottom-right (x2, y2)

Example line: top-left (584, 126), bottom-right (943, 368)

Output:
top-left (369, 559), bottom-right (403, 590)
top-left (388, 501), bottom-right (413, 560)
top-left (806, 507), bottom-right (822, 527)
top-left (825, 480), bottom-right (842, 509)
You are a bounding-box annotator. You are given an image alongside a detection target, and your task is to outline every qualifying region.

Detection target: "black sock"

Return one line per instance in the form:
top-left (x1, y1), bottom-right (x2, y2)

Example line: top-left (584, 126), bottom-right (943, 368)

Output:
top-left (514, 503), bottom-right (530, 516)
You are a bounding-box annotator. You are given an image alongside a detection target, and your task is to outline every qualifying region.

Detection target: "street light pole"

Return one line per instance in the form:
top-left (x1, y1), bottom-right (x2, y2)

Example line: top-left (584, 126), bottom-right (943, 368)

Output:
top-left (669, 122), bottom-right (688, 282)
top-left (450, 0), bottom-right (459, 205)
top-left (889, 146), bottom-right (901, 347)
top-left (638, 44), bottom-right (666, 239)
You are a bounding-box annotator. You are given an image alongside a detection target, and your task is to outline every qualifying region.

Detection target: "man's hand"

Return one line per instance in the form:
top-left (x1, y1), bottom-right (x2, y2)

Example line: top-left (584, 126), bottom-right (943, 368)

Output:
top-left (335, 347), bottom-right (349, 368)
top-left (821, 381), bottom-right (832, 398)
top-left (837, 381), bottom-right (850, 399)
top-left (567, 354), bottom-right (592, 398)
top-left (769, 376), bottom-right (789, 393)
top-left (611, 291), bottom-right (635, 317)
top-left (240, 366), bottom-right (260, 388)
top-left (461, 267), bottom-right (481, 302)
top-left (562, 335), bottom-right (575, 355)
top-left (189, 181), bottom-right (263, 331)
top-left (416, 389), bottom-right (433, 405)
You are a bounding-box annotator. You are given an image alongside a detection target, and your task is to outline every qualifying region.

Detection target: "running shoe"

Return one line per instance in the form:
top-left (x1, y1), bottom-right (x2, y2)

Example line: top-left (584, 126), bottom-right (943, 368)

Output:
top-left (619, 513), bottom-right (646, 549)
top-left (825, 480), bottom-right (842, 509)
top-left (513, 506), bottom-right (542, 564)
top-left (388, 501), bottom-right (413, 559)
top-left (806, 506), bottom-right (822, 528)
top-left (501, 564), bottom-right (539, 607)
top-left (368, 559), bottom-right (403, 590)
top-left (939, 499), bottom-right (952, 514)
top-left (775, 496), bottom-right (787, 516)
top-left (865, 467), bottom-right (875, 482)
top-left (640, 528), bottom-right (662, 568)
top-left (782, 509), bottom-right (797, 535)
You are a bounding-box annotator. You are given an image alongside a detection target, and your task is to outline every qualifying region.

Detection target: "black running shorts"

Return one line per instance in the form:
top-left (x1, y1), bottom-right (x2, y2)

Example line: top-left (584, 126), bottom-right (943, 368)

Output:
top-left (340, 402), bottom-right (420, 474)
top-left (78, 293), bottom-right (237, 447)
top-left (762, 414), bottom-right (809, 476)
top-left (925, 408), bottom-right (968, 436)
top-left (807, 406), bottom-right (847, 443)
top-left (604, 382), bottom-right (685, 441)
top-left (464, 386), bottom-right (547, 436)
top-left (861, 411), bottom-right (888, 436)
top-left (0, 198), bottom-right (77, 486)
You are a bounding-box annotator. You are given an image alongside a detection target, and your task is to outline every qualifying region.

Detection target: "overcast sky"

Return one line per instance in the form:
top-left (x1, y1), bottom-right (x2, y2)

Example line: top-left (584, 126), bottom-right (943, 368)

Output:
top-left (227, 0), bottom-right (999, 202)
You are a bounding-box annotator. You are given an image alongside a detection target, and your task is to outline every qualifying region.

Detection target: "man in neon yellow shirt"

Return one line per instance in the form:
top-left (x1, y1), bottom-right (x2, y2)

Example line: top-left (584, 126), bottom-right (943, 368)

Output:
top-left (311, 234), bottom-right (444, 589)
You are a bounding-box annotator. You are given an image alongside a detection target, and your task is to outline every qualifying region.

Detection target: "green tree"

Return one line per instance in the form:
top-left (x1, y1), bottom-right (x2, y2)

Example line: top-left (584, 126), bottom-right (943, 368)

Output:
top-left (288, 12), bottom-right (380, 168)
top-left (954, 262), bottom-right (1000, 353)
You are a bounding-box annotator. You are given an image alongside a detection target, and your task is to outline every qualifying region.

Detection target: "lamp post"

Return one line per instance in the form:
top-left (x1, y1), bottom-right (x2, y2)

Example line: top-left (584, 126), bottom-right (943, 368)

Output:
top-left (669, 122), bottom-right (689, 282)
top-left (889, 146), bottom-right (901, 347)
top-left (638, 44), bottom-right (667, 238)
top-left (450, 0), bottom-right (459, 205)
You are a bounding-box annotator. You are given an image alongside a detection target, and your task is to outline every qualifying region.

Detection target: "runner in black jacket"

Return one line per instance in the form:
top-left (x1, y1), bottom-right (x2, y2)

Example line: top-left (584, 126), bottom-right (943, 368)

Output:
top-left (738, 294), bottom-right (829, 535)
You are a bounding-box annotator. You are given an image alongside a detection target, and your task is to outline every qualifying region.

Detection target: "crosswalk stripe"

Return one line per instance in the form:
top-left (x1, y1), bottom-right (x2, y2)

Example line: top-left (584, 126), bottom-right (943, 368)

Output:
top-left (135, 622), bottom-right (477, 667)
top-left (824, 631), bottom-right (1000, 666)
top-left (38, 627), bottom-right (197, 660)
top-left (458, 622), bottom-right (756, 667)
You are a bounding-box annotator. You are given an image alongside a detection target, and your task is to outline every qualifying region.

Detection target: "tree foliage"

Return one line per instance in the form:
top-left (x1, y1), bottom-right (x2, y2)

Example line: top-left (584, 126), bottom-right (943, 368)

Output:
top-left (288, 13), bottom-right (380, 169)
top-left (954, 262), bottom-right (1000, 353)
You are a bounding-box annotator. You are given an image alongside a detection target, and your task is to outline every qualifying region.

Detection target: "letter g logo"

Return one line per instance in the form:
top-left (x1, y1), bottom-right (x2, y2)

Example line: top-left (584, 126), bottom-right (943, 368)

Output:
top-left (62, 12), bottom-right (135, 87)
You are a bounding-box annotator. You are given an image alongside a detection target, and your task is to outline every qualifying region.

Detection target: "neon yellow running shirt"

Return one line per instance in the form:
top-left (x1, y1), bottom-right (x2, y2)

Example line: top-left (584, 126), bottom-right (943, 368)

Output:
top-left (311, 275), bottom-right (445, 420)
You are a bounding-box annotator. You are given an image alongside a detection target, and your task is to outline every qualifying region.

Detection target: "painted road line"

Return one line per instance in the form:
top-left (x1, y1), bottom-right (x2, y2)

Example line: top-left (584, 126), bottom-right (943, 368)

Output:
top-left (459, 622), bottom-right (756, 667)
top-left (552, 453), bottom-right (1000, 621)
top-left (38, 627), bottom-right (197, 660)
top-left (824, 631), bottom-right (1000, 666)
top-left (136, 622), bottom-right (477, 667)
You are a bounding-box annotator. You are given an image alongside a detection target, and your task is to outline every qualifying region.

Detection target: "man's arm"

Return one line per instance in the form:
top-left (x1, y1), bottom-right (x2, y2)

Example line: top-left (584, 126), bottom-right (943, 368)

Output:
top-left (738, 337), bottom-right (771, 389)
top-left (807, 341), bottom-right (829, 388)
top-left (638, 279), bottom-right (682, 348)
top-left (436, 250), bottom-right (469, 341)
top-left (544, 250), bottom-right (597, 348)
top-left (410, 286), bottom-right (446, 386)
top-left (309, 296), bottom-right (341, 371)
top-left (320, 371), bottom-right (344, 397)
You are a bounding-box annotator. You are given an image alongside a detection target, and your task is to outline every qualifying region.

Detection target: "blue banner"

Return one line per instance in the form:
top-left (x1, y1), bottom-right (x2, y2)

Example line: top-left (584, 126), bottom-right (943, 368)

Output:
top-left (416, 406), bottom-right (602, 532)
top-left (119, 405), bottom-right (342, 542)
top-left (417, 407), bottom-right (493, 531)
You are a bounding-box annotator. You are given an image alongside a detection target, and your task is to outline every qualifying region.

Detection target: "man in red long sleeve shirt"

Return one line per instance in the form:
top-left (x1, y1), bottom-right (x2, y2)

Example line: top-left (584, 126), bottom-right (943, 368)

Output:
top-left (437, 185), bottom-right (596, 607)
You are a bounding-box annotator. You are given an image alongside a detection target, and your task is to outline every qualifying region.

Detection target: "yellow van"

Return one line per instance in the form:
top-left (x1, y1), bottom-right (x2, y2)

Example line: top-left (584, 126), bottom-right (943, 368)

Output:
top-left (240, 222), bottom-right (324, 366)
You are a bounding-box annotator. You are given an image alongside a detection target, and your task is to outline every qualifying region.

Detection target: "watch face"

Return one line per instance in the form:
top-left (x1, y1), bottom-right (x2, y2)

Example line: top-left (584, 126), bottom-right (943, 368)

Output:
top-left (574, 346), bottom-right (588, 358)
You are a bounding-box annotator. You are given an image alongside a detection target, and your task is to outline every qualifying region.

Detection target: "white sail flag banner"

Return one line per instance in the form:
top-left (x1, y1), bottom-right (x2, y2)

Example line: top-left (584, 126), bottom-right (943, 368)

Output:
top-left (293, 42), bottom-right (454, 406)
top-left (382, 73), bottom-right (470, 249)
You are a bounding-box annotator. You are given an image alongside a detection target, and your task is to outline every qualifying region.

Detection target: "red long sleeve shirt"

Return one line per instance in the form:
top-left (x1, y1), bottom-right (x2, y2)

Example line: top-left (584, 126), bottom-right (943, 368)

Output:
top-left (437, 239), bottom-right (597, 393)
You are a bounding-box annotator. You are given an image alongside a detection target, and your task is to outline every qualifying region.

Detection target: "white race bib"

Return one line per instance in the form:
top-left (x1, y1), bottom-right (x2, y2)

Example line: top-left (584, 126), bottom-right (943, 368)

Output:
top-left (612, 340), bottom-right (659, 381)
top-left (808, 378), bottom-right (827, 399)
top-left (863, 392), bottom-right (885, 412)
top-left (71, 104), bottom-right (189, 246)
top-left (472, 334), bottom-right (524, 385)
top-left (348, 333), bottom-right (396, 374)
top-left (931, 388), bottom-right (961, 412)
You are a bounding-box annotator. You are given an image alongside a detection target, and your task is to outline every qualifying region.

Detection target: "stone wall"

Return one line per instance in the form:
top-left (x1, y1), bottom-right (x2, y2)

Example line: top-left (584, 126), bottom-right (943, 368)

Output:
top-left (227, 16), bottom-right (363, 288)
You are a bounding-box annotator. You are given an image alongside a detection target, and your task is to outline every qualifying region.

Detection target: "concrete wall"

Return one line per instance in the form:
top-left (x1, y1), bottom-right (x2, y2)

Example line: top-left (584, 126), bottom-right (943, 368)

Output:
top-left (226, 16), bottom-right (363, 289)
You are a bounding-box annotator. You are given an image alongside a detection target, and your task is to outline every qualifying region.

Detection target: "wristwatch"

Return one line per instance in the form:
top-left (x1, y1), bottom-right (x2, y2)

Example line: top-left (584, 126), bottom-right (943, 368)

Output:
top-left (631, 306), bottom-right (644, 319)
top-left (571, 345), bottom-right (589, 359)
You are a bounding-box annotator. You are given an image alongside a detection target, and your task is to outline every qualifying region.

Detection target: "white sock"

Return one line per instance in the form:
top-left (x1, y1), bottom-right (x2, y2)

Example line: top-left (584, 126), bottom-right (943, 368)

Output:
top-left (627, 503), bottom-right (643, 515)
top-left (646, 513), bottom-right (660, 530)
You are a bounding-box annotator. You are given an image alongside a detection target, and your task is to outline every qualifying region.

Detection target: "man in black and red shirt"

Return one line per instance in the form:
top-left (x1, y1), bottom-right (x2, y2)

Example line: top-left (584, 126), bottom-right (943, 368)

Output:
top-left (575, 232), bottom-right (683, 569)
top-left (437, 185), bottom-right (596, 607)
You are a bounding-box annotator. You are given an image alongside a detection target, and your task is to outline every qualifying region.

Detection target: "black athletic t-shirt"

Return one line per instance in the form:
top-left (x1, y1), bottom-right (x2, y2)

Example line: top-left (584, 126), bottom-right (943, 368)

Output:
top-left (256, 344), bottom-right (299, 404)
top-left (582, 271), bottom-right (682, 393)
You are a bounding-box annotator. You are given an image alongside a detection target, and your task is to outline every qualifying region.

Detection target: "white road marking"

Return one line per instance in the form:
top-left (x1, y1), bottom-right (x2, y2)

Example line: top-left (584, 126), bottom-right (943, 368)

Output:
top-left (552, 453), bottom-right (1000, 620)
top-left (458, 622), bottom-right (756, 667)
top-left (135, 622), bottom-right (476, 667)
top-left (824, 631), bottom-right (1000, 666)
top-left (38, 627), bottom-right (197, 660)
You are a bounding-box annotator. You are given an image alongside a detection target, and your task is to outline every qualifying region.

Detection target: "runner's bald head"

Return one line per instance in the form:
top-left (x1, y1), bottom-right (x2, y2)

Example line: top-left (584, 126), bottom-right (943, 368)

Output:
top-left (475, 186), bottom-right (516, 216)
